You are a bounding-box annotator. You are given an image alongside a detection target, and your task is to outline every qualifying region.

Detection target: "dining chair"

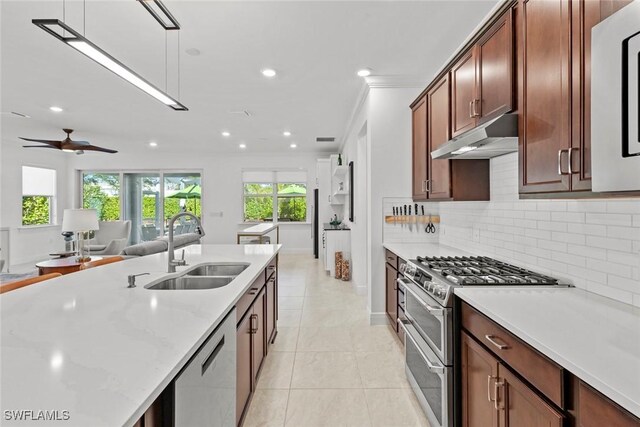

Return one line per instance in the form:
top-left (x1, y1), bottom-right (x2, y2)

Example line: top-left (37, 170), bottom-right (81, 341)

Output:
top-left (0, 273), bottom-right (63, 294)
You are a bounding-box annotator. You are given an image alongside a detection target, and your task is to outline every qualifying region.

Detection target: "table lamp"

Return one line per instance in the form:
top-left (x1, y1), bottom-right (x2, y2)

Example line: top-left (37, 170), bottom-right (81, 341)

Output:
top-left (62, 209), bottom-right (99, 262)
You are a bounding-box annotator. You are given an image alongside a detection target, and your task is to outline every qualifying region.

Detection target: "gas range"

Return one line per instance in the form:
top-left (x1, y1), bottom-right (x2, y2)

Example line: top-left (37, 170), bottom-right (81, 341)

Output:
top-left (399, 255), bottom-right (563, 308)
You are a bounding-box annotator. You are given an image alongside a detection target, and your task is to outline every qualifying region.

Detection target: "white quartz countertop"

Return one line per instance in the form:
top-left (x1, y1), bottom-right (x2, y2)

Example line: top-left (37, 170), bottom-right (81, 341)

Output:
top-left (0, 244), bottom-right (280, 427)
top-left (383, 242), bottom-right (471, 261)
top-left (455, 287), bottom-right (640, 418)
top-left (238, 222), bottom-right (278, 235)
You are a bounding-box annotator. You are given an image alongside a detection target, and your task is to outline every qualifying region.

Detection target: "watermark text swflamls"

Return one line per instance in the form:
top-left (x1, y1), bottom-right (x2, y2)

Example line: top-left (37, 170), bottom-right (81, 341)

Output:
top-left (4, 410), bottom-right (70, 421)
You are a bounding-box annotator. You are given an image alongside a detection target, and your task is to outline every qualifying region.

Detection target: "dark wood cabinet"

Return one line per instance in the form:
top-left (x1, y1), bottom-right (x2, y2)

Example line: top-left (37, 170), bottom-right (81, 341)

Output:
top-left (477, 8), bottom-right (514, 124)
top-left (412, 96), bottom-right (429, 201)
top-left (428, 75), bottom-right (453, 200)
top-left (385, 262), bottom-right (398, 329)
top-left (451, 8), bottom-right (514, 136)
top-left (236, 312), bottom-right (253, 426)
top-left (499, 364), bottom-right (564, 427)
top-left (577, 381), bottom-right (640, 427)
top-left (451, 49), bottom-right (478, 138)
top-left (518, 0), bottom-right (572, 194)
top-left (461, 331), bottom-right (565, 427)
top-left (461, 332), bottom-right (500, 427)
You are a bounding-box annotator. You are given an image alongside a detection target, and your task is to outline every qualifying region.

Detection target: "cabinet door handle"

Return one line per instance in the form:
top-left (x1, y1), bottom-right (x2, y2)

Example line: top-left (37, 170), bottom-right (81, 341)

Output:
top-left (249, 287), bottom-right (259, 295)
top-left (494, 380), bottom-right (505, 410)
top-left (250, 314), bottom-right (258, 334)
top-left (421, 180), bottom-right (426, 192)
top-left (568, 147), bottom-right (579, 174)
top-left (426, 180), bottom-right (432, 193)
top-left (469, 100), bottom-right (474, 118)
top-left (487, 375), bottom-right (496, 403)
top-left (472, 99), bottom-right (481, 117)
top-left (485, 334), bottom-right (510, 350)
top-left (557, 149), bottom-right (569, 175)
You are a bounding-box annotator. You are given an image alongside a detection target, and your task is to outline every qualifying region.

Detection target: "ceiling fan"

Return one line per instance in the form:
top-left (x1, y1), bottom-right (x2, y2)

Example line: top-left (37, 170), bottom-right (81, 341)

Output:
top-left (20, 129), bottom-right (118, 155)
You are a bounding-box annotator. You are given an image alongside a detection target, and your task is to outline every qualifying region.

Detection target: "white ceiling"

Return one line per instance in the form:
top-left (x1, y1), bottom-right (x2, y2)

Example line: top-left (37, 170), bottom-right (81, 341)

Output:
top-left (1, 0), bottom-right (498, 155)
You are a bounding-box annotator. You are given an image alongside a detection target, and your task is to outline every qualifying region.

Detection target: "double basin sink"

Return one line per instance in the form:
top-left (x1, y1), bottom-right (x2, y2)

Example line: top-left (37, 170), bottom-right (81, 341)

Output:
top-left (145, 263), bottom-right (249, 290)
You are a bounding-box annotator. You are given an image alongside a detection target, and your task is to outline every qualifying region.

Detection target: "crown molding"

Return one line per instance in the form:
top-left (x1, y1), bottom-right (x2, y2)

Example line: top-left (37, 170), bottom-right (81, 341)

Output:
top-left (363, 75), bottom-right (428, 89)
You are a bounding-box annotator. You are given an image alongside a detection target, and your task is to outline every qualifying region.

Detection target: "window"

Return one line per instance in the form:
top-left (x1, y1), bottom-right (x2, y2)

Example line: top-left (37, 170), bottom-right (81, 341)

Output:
top-left (242, 171), bottom-right (307, 222)
top-left (22, 166), bottom-right (56, 226)
top-left (82, 173), bottom-right (120, 220)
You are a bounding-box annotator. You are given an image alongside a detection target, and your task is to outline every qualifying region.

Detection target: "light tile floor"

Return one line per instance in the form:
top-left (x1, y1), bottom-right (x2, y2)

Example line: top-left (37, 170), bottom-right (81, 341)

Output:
top-left (243, 254), bottom-right (430, 427)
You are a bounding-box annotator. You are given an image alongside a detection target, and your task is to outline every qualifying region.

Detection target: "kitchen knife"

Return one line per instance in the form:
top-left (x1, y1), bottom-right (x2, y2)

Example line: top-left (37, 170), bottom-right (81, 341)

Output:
top-left (404, 205), bottom-right (407, 215)
top-left (421, 205), bottom-right (425, 216)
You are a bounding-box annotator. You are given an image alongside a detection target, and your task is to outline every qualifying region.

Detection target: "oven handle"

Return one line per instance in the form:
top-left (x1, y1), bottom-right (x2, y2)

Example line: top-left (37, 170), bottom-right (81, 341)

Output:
top-left (397, 318), bottom-right (445, 375)
top-left (398, 278), bottom-right (444, 317)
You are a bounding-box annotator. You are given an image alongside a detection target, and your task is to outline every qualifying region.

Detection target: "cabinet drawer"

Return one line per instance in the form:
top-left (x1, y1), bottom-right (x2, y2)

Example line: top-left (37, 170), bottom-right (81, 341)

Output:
top-left (236, 275), bottom-right (264, 323)
top-left (461, 302), bottom-right (564, 408)
top-left (265, 257), bottom-right (277, 281)
top-left (385, 250), bottom-right (398, 269)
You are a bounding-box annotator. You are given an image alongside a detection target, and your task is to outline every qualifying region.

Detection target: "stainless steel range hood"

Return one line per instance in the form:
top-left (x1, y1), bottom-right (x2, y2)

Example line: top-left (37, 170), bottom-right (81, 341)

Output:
top-left (431, 113), bottom-right (518, 159)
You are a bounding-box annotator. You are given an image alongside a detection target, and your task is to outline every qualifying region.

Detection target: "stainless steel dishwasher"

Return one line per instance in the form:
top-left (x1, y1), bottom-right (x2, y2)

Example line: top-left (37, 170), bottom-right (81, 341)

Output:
top-left (174, 308), bottom-right (236, 427)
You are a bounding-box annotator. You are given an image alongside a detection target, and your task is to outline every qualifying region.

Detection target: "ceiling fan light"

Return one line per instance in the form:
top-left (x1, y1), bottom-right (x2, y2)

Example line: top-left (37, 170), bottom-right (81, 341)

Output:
top-left (33, 19), bottom-right (187, 111)
top-left (62, 149), bottom-right (75, 153)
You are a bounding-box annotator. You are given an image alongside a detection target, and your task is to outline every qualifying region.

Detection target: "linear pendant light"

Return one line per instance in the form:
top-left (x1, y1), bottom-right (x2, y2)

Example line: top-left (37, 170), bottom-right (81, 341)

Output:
top-left (32, 19), bottom-right (188, 111)
top-left (138, 0), bottom-right (180, 30)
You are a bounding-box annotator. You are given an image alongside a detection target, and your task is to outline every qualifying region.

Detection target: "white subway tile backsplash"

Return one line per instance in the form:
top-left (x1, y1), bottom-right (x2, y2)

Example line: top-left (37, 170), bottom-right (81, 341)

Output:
top-left (437, 153), bottom-right (640, 306)
top-left (585, 236), bottom-right (633, 252)
top-left (585, 213), bottom-right (633, 226)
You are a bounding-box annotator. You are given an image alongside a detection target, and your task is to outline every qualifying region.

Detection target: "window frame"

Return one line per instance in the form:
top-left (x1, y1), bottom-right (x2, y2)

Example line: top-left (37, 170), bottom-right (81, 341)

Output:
top-left (21, 165), bottom-right (56, 227)
top-left (242, 178), bottom-right (308, 224)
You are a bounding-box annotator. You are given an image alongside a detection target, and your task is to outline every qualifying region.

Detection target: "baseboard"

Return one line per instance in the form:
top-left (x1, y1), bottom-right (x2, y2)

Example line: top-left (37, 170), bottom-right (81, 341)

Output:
top-left (369, 312), bottom-right (389, 326)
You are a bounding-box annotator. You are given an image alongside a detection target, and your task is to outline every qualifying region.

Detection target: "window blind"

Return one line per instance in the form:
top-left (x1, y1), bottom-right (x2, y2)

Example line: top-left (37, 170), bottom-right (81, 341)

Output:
top-left (22, 166), bottom-right (56, 196)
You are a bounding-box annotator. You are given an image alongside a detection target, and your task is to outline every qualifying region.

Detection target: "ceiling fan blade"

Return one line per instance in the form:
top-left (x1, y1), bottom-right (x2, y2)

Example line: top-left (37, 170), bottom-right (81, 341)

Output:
top-left (79, 144), bottom-right (118, 154)
top-left (19, 137), bottom-right (62, 148)
top-left (22, 145), bottom-right (60, 149)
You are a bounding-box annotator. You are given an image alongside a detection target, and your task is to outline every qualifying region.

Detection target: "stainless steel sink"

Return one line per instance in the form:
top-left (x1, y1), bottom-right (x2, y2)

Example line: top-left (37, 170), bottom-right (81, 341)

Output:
top-left (146, 276), bottom-right (235, 290)
top-left (185, 263), bottom-right (249, 277)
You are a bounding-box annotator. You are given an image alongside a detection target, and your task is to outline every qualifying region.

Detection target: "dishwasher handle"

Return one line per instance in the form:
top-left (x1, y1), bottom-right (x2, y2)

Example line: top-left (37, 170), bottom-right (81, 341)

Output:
top-left (201, 335), bottom-right (225, 376)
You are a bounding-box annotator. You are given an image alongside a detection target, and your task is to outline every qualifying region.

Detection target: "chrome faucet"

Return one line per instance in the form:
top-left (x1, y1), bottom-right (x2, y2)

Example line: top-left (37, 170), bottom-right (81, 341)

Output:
top-left (167, 212), bottom-right (206, 273)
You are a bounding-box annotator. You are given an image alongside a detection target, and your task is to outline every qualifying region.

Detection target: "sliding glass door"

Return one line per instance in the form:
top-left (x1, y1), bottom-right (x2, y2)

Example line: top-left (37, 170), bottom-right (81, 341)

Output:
top-left (123, 173), bottom-right (161, 244)
top-left (81, 170), bottom-right (202, 245)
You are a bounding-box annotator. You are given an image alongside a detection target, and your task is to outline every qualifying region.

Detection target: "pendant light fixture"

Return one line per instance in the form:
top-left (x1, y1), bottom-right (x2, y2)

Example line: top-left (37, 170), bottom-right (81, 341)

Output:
top-left (138, 0), bottom-right (180, 30)
top-left (32, 18), bottom-right (188, 111)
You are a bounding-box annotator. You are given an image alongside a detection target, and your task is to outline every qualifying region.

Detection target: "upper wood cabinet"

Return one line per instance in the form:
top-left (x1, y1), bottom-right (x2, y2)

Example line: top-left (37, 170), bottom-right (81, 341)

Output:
top-left (518, 0), bottom-right (573, 194)
top-left (410, 76), bottom-right (490, 202)
top-left (519, 0), bottom-right (631, 195)
top-left (451, 9), bottom-right (514, 138)
top-left (477, 9), bottom-right (514, 123)
top-left (412, 95), bottom-right (428, 201)
top-left (451, 49), bottom-right (479, 138)
top-left (428, 75), bottom-right (453, 199)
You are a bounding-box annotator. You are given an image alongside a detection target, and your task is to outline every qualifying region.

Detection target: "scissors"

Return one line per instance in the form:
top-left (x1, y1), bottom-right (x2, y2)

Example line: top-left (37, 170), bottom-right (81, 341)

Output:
top-left (425, 215), bottom-right (436, 233)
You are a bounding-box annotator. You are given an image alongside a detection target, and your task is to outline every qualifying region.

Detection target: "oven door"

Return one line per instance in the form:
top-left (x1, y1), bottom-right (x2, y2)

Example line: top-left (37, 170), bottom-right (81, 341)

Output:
top-left (398, 277), bottom-right (452, 365)
top-left (399, 319), bottom-right (453, 427)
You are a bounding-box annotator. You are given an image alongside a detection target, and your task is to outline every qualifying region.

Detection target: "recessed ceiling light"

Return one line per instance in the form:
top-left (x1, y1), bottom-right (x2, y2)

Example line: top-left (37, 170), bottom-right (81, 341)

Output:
top-left (262, 68), bottom-right (277, 78)
top-left (49, 106), bottom-right (64, 113)
top-left (283, 131), bottom-right (291, 137)
top-left (239, 143), bottom-right (247, 149)
top-left (290, 143), bottom-right (297, 149)
top-left (357, 68), bottom-right (372, 77)
top-left (222, 131), bottom-right (231, 137)
top-left (149, 141), bottom-right (158, 147)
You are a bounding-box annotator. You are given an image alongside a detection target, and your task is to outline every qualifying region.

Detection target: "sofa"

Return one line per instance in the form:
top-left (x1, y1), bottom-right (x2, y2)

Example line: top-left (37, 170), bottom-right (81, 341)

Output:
top-left (120, 232), bottom-right (203, 257)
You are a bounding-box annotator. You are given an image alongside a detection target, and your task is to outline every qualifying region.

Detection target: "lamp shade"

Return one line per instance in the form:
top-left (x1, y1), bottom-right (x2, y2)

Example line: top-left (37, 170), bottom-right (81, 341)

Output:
top-left (61, 209), bottom-right (99, 232)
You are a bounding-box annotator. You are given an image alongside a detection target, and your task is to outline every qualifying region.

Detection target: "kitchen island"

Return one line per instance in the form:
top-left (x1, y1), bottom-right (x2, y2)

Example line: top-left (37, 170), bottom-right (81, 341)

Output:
top-left (0, 244), bottom-right (280, 427)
